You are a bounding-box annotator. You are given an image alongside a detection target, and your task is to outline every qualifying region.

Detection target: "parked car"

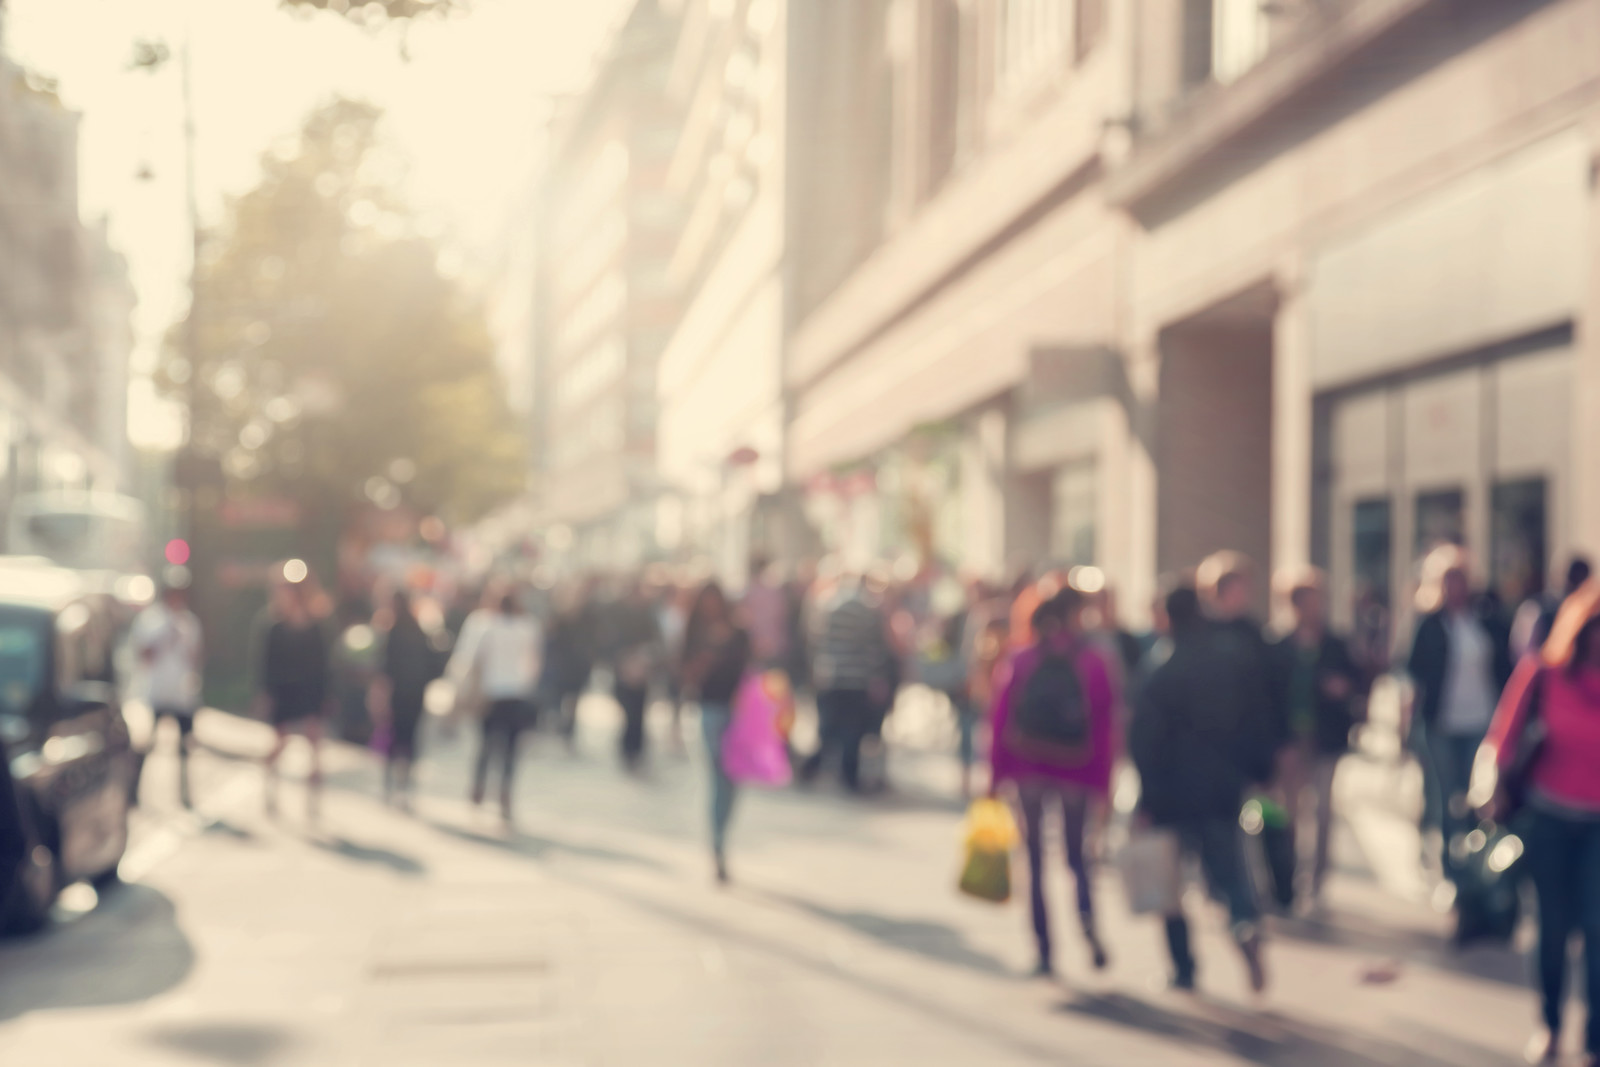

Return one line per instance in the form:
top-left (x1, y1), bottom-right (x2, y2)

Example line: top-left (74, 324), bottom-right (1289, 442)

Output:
top-left (0, 561), bottom-right (136, 934)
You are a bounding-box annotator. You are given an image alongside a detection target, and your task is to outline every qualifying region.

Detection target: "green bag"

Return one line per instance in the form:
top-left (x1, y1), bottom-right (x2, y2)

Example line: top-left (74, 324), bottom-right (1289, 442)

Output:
top-left (959, 846), bottom-right (1012, 904)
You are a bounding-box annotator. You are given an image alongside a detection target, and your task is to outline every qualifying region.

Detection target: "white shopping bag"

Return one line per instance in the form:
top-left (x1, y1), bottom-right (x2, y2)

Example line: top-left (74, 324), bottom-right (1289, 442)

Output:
top-left (1120, 826), bottom-right (1183, 916)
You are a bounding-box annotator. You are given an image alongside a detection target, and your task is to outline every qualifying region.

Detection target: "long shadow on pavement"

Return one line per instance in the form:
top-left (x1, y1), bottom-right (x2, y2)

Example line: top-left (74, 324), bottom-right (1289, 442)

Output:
top-left (756, 888), bottom-right (1012, 977)
top-left (0, 884), bottom-right (195, 1022)
top-left (425, 818), bottom-right (671, 873)
top-left (306, 834), bottom-right (428, 877)
top-left (1272, 910), bottom-right (1525, 990)
top-left (1057, 991), bottom-right (1510, 1067)
top-left (143, 1021), bottom-right (300, 1065)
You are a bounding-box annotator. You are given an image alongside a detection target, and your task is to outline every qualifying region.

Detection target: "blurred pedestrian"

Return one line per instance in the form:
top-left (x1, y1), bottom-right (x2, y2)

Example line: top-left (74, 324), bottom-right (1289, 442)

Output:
top-left (448, 586), bottom-right (541, 825)
top-left (802, 571), bottom-right (893, 792)
top-left (1130, 584), bottom-right (1268, 993)
top-left (130, 578), bottom-right (203, 809)
top-left (1512, 555), bottom-right (1593, 659)
top-left (1405, 545), bottom-right (1513, 886)
top-left (1481, 579), bottom-right (1600, 1067)
top-left (611, 579), bottom-right (662, 772)
top-left (656, 579), bottom-right (691, 755)
top-left (679, 581), bottom-right (752, 884)
top-left (1269, 567), bottom-right (1365, 906)
top-left (256, 566), bottom-right (333, 820)
top-left (743, 555), bottom-right (790, 671)
top-left (988, 587), bottom-right (1118, 977)
top-left (543, 582), bottom-right (596, 753)
top-left (371, 589), bottom-right (444, 811)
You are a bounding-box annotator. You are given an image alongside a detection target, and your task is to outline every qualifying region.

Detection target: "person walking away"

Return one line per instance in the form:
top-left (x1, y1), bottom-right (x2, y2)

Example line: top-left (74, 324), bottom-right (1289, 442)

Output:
top-left (448, 587), bottom-right (541, 825)
top-left (372, 589), bottom-right (444, 810)
top-left (611, 579), bottom-right (662, 772)
top-left (743, 555), bottom-right (791, 672)
top-left (988, 588), bottom-right (1118, 976)
top-left (1269, 568), bottom-right (1365, 907)
top-left (1405, 545), bottom-right (1512, 890)
top-left (1130, 585), bottom-right (1268, 993)
top-left (1512, 556), bottom-right (1593, 659)
top-left (257, 568), bottom-right (333, 820)
top-left (1197, 551), bottom-right (1287, 784)
top-left (783, 561), bottom-right (816, 696)
top-left (803, 572), bottom-right (893, 792)
top-left (543, 583), bottom-right (595, 753)
top-left (130, 580), bottom-right (203, 808)
top-left (1480, 579), bottom-right (1600, 1066)
top-left (679, 582), bottom-right (752, 883)
top-left (656, 580), bottom-right (691, 755)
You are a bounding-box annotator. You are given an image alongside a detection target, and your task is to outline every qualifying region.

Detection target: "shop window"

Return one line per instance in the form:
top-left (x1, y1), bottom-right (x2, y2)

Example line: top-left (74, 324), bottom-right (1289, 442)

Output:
top-left (1414, 488), bottom-right (1465, 558)
top-left (1352, 497), bottom-right (1392, 610)
top-left (1491, 478), bottom-right (1547, 608)
top-left (1050, 459), bottom-right (1097, 567)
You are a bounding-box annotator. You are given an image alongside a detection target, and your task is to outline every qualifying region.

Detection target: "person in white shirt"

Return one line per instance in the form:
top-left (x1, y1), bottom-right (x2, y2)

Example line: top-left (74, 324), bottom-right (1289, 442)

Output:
top-left (446, 586), bottom-right (541, 825)
top-left (130, 581), bottom-right (203, 808)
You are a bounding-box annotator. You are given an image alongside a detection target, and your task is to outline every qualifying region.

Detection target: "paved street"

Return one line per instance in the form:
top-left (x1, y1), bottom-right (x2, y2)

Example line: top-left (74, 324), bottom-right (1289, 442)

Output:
top-left (0, 694), bottom-right (1546, 1066)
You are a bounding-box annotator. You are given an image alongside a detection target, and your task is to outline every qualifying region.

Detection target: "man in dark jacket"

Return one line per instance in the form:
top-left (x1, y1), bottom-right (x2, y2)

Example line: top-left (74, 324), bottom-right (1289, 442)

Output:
top-left (1131, 584), bottom-right (1266, 993)
top-left (1270, 568), bottom-right (1366, 905)
top-left (1199, 551), bottom-right (1286, 785)
top-left (1405, 547), bottom-right (1514, 885)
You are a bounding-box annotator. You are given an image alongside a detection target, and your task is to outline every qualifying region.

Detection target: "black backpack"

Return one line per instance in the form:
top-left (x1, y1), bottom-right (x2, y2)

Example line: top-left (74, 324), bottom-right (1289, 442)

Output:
top-left (1006, 646), bottom-right (1092, 767)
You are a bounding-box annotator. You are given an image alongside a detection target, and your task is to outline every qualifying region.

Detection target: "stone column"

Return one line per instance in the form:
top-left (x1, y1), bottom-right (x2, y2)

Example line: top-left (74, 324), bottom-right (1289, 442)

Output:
top-left (1272, 256), bottom-right (1314, 580)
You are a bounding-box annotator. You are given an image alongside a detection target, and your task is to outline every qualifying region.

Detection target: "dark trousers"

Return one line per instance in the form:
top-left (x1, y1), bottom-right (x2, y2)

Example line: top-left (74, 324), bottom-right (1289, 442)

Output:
top-left (1425, 727), bottom-right (1485, 881)
top-left (1525, 809), bottom-right (1600, 1054)
top-left (808, 689), bottom-right (872, 791)
top-left (1018, 781), bottom-right (1094, 968)
top-left (615, 681), bottom-right (648, 764)
top-left (473, 699), bottom-right (531, 811)
top-left (1163, 816), bottom-right (1262, 984)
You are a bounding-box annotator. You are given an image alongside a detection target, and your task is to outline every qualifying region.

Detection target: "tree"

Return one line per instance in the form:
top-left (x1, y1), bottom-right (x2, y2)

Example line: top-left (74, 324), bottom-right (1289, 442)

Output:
top-left (280, 0), bottom-right (467, 22)
top-left (159, 98), bottom-right (525, 524)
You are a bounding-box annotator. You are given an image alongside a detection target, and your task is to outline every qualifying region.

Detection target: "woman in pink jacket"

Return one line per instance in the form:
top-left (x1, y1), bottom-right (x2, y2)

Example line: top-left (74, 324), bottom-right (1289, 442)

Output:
top-left (989, 586), bottom-right (1119, 977)
top-left (1483, 579), bottom-right (1600, 1065)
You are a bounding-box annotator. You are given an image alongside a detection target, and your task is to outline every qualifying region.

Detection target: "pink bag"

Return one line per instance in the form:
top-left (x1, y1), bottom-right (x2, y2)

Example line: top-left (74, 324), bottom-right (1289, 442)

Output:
top-left (722, 672), bottom-right (794, 788)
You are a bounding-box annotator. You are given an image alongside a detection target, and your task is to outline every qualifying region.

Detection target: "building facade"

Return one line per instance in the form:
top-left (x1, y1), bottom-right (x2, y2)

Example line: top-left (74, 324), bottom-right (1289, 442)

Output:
top-left (0, 34), bottom-right (135, 533)
top-left (540, 0), bottom-right (1600, 629)
top-left (533, 0), bottom-right (683, 572)
top-left (781, 0), bottom-right (1600, 633)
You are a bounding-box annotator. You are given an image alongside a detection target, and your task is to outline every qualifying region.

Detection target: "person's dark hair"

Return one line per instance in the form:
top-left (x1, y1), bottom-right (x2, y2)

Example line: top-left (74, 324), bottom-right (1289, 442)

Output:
top-left (688, 581), bottom-right (728, 629)
top-left (1567, 557), bottom-right (1594, 596)
top-left (1571, 617), bottom-right (1600, 678)
top-left (1166, 586), bottom-right (1202, 633)
top-left (1031, 587), bottom-right (1082, 639)
top-left (392, 589), bottom-right (419, 629)
top-left (499, 591), bottom-right (521, 615)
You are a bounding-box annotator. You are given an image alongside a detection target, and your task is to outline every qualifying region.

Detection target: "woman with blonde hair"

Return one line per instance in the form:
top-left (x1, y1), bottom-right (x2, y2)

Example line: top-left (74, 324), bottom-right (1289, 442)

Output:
top-left (1404, 545), bottom-right (1512, 896)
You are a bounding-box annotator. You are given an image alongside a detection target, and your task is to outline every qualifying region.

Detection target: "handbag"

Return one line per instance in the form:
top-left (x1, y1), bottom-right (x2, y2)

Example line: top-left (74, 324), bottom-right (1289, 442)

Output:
top-left (1119, 825), bottom-right (1183, 916)
top-left (1469, 668), bottom-right (1546, 818)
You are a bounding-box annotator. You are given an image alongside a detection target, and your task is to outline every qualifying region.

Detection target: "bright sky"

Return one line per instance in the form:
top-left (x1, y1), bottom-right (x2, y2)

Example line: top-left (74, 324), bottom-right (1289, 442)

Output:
top-left (5, 0), bottom-right (633, 448)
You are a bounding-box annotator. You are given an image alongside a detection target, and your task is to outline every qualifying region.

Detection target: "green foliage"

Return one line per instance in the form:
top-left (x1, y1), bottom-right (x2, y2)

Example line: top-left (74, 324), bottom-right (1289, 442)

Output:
top-left (280, 0), bottom-right (467, 22)
top-left (161, 97), bottom-right (525, 522)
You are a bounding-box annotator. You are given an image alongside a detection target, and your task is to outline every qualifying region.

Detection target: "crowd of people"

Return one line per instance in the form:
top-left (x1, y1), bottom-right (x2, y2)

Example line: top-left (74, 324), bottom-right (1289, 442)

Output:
top-left (129, 543), bottom-right (1600, 1064)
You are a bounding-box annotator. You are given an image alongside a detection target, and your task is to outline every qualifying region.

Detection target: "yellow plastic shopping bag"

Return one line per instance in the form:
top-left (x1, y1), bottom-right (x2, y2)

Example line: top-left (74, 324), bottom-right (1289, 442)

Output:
top-left (958, 799), bottom-right (1018, 904)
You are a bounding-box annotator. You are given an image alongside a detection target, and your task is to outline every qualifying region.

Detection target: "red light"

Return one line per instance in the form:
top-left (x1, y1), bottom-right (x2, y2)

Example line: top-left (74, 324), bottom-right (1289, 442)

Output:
top-left (165, 539), bottom-right (191, 566)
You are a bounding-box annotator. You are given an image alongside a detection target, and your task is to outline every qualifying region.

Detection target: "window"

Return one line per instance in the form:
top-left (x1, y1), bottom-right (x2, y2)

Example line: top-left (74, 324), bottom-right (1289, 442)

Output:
top-left (1492, 479), bottom-right (1547, 607)
top-left (1415, 489), bottom-right (1465, 557)
top-left (1352, 498), bottom-right (1392, 610)
top-left (1183, 0), bottom-right (1271, 89)
top-left (1211, 0), bottom-right (1271, 84)
top-left (995, 0), bottom-right (1066, 94)
top-left (1050, 459), bottom-right (1097, 566)
top-left (1074, 0), bottom-right (1106, 62)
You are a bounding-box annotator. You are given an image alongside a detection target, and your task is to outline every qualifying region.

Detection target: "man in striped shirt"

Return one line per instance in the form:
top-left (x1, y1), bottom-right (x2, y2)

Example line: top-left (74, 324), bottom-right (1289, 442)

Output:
top-left (801, 573), bottom-right (893, 792)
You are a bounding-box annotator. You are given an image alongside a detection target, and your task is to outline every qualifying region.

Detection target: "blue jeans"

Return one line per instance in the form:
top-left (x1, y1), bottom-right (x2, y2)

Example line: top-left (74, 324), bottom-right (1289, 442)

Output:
top-left (1426, 727), bottom-right (1484, 881)
top-left (700, 703), bottom-right (737, 857)
top-left (1164, 816), bottom-right (1262, 984)
top-left (1524, 810), bottom-right (1600, 1053)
